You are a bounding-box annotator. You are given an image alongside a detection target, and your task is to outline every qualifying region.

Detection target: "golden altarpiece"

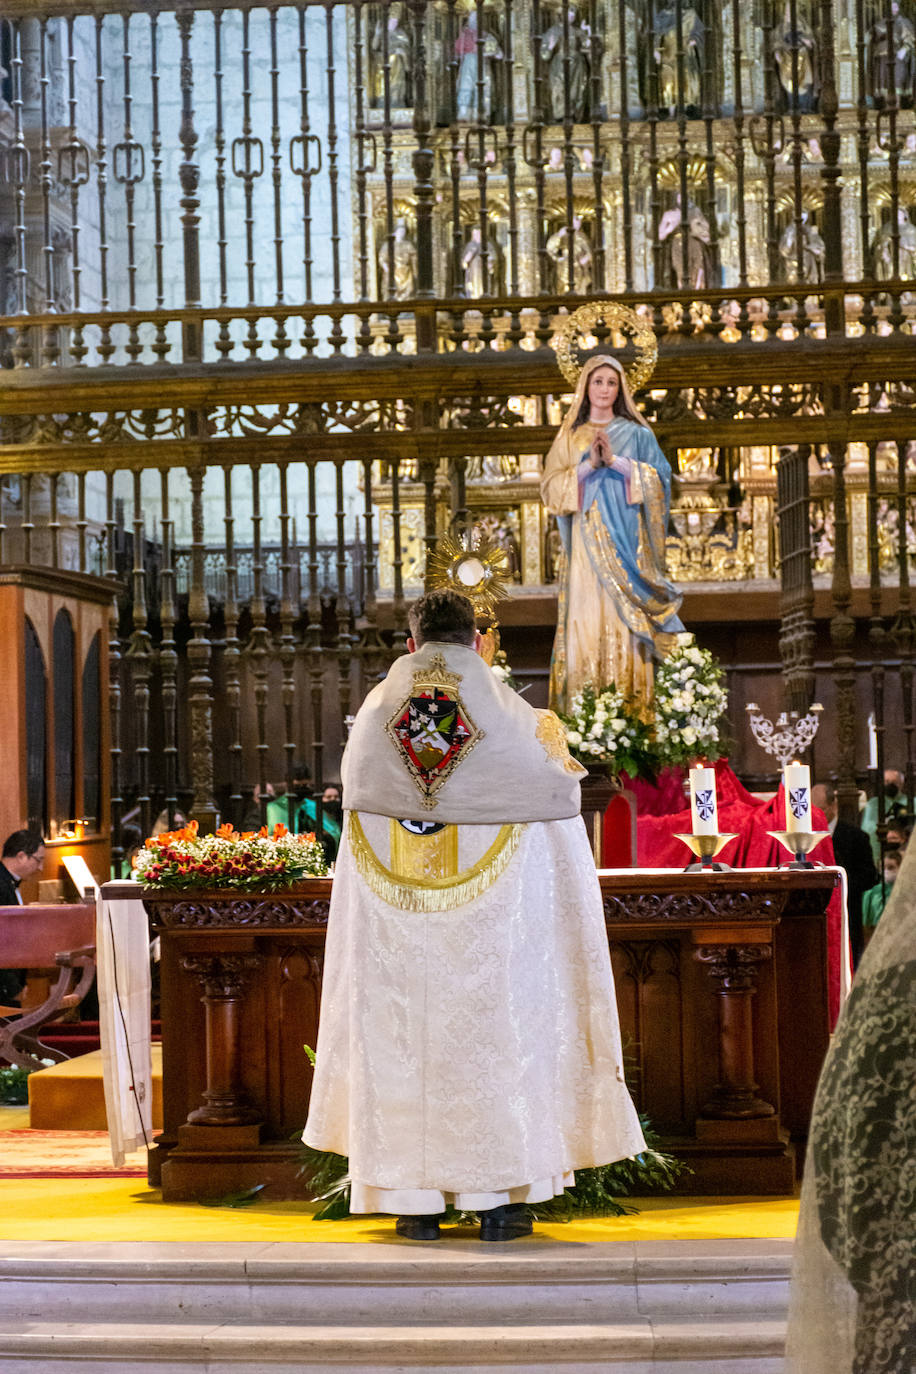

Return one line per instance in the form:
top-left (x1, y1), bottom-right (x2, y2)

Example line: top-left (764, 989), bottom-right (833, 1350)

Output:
top-left (0, 0), bottom-right (914, 860)
top-left (0, 0), bottom-right (912, 1203)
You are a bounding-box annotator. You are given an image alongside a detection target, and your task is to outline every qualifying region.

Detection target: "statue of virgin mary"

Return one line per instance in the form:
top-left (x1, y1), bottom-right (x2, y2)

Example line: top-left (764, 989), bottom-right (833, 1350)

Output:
top-left (541, 354), bottom-right (684, 715)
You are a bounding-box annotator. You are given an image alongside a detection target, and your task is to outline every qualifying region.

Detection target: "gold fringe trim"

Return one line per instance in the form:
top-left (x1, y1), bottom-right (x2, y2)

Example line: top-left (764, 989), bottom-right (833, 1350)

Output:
top-left (348, 812), bottom-right (525, 913)
top-left (389, 818), bottom-right (460, 881)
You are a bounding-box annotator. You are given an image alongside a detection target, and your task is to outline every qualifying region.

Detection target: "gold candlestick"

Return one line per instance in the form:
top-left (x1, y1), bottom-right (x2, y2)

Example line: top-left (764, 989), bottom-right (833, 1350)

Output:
top-left (767, 829), bottom-right (831, 868)
top-left (673, 832), bottom-right (739, 872)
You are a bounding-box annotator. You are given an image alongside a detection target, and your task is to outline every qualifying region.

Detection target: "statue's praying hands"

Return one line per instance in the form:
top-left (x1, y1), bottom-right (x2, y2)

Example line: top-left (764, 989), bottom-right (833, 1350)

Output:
top-left (589, 430), bottom-right (632, 480)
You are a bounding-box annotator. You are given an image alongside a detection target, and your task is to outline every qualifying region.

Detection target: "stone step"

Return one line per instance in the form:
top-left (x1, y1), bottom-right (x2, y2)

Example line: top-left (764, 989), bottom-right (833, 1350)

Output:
top-left (0, 1239), bottom-right (791, 1373)
top-left (1, 1318), bottom-right (786, 1373)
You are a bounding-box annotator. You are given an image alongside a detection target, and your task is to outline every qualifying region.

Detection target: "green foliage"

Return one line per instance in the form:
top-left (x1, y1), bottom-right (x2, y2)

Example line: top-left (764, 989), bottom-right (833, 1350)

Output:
top-left (198, 1184), bottom-right (267, 1208)
top-left (135, 823), bottom-right (328, 891)
top-left (299, 1143), bottom-right (353, 1220)
top-left (557, 637), bottom-right (730, 777)
top-left (299, 1118), bottom-right (687, 1222)
top-left (560, 682), bottom-right (655, 779)
top-left (651, 638), bottom-right (728, 766)
top-left (0, 1065), bottom-right (31, 1105)
top-left (531, 1119), bottom-right (689, 1221)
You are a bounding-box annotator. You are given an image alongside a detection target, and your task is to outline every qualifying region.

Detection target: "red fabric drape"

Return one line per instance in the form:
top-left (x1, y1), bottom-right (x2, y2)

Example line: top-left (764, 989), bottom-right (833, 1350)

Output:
top-left (609, 759), bottom-right (844, 1026)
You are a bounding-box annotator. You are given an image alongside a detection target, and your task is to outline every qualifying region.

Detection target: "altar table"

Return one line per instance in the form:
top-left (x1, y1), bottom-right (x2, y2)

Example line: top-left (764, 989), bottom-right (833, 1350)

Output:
top-left (128, 866), bottom-right (837, 1200)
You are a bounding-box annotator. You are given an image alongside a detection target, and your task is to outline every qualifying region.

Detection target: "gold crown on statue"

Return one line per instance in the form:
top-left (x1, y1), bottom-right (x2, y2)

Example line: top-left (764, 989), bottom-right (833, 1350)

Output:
top-left (552, 300), bottom-right (658, 391)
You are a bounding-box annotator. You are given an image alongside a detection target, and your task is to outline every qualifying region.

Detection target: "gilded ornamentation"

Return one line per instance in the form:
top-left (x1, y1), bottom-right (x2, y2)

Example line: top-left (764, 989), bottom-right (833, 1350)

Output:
top-left (667, 470), bottom-right (755, 582)
top-left (426, 529), bottom-right (511, 619)
top-left (519, 500), bottom-right (542, 586)
top-left (348, 811), bottom-right (523, 911)
top-left (535, 708), bottom-right (585, 774)
top-left (810, 498), bottom-right (836, 574)
top-left (552, 300), bottom-right (658, 391)
top-left (389, 818), bottom-right (460, 881)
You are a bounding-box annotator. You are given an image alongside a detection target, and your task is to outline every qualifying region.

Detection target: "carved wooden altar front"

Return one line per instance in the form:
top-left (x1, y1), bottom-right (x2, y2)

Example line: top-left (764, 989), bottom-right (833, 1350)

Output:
top-left (143, 867), bottom-right (837, 1200)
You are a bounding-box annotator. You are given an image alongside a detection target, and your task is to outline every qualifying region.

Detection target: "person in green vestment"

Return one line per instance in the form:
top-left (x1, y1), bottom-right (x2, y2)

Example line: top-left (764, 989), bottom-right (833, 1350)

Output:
top-left (861, 848), bottom-right (901, 947)
top-left (266, 765), bottom-right (342, 860)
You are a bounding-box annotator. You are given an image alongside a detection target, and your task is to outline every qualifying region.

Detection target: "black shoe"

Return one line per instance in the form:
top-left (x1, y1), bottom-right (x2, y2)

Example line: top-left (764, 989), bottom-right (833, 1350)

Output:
top-left (395, 1213), bottom-right (442, 1241)
top-left (479, 1203), bottom-right (533, 1242)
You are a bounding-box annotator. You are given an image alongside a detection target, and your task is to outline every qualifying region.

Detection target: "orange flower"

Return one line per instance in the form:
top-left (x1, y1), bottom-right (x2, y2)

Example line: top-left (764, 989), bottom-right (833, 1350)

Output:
top-left (272, 822), bottom-right (289, 839)
top-left (155, 819), bottom-right (199, 846)
top-left (258, 826), bottom-right (268, 838)
top-left (299, 832), bottom-right (316, 844)
top-left (216, 823), bottom-right (236, 839)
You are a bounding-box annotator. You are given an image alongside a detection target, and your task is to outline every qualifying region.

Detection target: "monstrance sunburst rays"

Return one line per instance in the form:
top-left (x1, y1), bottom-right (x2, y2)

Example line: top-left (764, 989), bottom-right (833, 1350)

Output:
top-left (426, 530), bottom-right (512, 626)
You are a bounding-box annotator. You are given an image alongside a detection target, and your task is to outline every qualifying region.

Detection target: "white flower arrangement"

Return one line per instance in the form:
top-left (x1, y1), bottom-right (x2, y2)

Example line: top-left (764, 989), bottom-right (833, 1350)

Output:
top-left (490, 649), bottom-right (518, 691)
top-left (652, 634), bottom-right (728, 765)
top-left (560, 684), bottom-right (651, 777)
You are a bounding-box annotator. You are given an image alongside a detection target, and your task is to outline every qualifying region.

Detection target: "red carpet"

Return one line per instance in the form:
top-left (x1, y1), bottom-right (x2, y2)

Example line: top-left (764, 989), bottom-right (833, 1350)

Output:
top-left (0, 1130), bottom-right (147, 1178)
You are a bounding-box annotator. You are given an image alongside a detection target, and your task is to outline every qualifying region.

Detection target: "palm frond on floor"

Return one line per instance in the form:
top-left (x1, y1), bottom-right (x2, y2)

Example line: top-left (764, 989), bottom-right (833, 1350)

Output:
top-left (300, 1118), bottom-right (687, 1221)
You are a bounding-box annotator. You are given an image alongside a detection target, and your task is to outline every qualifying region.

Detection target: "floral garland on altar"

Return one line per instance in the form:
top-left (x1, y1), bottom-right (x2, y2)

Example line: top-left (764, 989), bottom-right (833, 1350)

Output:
top-left (135, 820), bottom-right (328, 891)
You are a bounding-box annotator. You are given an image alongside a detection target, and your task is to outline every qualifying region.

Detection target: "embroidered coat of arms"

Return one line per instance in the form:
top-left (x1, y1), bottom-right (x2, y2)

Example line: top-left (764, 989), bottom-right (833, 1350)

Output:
top-left (385, 654), bottom-right (483, 809)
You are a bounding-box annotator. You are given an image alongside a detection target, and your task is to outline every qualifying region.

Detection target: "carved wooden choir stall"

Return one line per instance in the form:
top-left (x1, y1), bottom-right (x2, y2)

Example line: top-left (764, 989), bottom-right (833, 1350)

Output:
top-left (0, 566), bottom-right (112, 895)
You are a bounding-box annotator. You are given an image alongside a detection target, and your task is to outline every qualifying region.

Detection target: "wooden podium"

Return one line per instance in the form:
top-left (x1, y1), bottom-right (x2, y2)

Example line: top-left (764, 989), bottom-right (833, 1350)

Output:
top-left (0, 566), bottom-right (112, 894)
top-left (143, 867), bottom-right (838, 1200)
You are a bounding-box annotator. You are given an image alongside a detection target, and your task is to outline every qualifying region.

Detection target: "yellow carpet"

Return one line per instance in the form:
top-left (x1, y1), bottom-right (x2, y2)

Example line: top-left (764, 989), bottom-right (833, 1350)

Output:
top-left (0, 1176), bottom-right (799, 1244)
top-left (0, 1104), bottom-right (30, 1130)
top-left (27, 1045), bottom-right (163, 1131)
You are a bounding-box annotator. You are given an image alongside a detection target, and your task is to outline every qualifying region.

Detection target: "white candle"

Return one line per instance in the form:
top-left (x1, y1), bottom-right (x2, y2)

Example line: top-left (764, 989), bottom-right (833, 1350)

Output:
top-left (784, 762), bottom-right (811, 834)
top-left (689, 765), bottom-right (718, 835)
top-left (867, 712), bottom-right (878, 771)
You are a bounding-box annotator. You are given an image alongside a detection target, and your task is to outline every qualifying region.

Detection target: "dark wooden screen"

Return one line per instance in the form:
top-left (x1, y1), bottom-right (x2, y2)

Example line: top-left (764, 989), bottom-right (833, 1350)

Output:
top-left (24, 617), bottom-right (47, 832)
top-left (53, 608), bottom-right (76, 828)
top-left (81, 631), bottom-right (102, 832)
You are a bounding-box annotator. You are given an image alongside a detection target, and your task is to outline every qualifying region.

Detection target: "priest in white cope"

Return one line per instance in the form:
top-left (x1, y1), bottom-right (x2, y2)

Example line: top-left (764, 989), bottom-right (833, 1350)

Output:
top-left (303, 589), bottom-right (645, 1241)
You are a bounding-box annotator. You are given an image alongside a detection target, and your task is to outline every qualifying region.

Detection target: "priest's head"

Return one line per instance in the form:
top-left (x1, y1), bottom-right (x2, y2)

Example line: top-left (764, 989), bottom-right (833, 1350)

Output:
top-left (407, 590), bottom-right (482, 654)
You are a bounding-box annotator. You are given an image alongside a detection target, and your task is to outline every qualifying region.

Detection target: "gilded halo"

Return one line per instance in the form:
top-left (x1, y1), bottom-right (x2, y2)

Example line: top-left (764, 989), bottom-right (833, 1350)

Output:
top-left (426, 530), bottom-right (511, 622)
top-left (552, 301), bottom-right (658, 391)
